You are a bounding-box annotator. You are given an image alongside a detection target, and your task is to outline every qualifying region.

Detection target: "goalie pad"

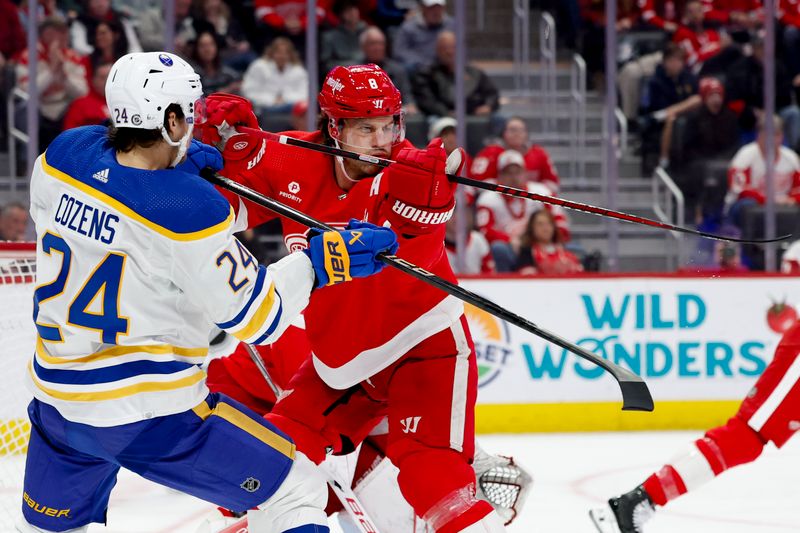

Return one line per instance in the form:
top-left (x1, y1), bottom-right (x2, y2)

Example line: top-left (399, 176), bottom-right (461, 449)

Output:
top-left (340, 444), bottom-right (531, 532)
top-left (341, 456), bottom-right (427, 532)
top-left (473, 444), bottom-right (533, 526)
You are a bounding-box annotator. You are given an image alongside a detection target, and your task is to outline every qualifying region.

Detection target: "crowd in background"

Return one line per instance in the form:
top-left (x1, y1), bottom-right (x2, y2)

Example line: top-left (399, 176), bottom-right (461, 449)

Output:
top-left (0, 0), bottom-right (578, 277)
top-left (2, 0), bottom-right (800, 274)
top-left (569, 0), bottom-right (800, 270)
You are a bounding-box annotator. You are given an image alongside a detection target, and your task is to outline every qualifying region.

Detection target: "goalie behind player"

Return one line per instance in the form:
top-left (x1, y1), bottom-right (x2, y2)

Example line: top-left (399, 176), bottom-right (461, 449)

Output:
top-left (199, 64), bottom-right (509, 531)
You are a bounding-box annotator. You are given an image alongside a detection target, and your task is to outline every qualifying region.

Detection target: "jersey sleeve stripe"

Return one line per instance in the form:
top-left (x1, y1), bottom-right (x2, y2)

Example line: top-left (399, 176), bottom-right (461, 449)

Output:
top-left (216, 265), bottom-right (268, 330)
top-left (34, 337), bottom-right (208, 365)
top-left (27, 361), bottom-right (206, 401)
top-left (229, 282), bottom-right (279, 341)
top-left (41, 153), bottom-right (234, 241)
top-left (197, 400), bottom-right (296, 460)
top-left (32, 356), bottom-right (197, 385)
top-left (251, 300), bottom-right (283, 345)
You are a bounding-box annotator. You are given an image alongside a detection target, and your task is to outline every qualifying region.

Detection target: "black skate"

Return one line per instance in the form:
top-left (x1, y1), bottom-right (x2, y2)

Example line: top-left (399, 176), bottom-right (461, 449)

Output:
top-left (589, 486), bottom-right (655, 533)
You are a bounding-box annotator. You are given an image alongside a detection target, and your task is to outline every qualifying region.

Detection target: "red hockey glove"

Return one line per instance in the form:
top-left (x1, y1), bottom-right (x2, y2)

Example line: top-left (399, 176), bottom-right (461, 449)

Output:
top-left (198, 93), bottom-right (259, 145)
top-left (384, 138), bottom-right (459, 235)
top-left (196, 93), bottom-right (266, 169)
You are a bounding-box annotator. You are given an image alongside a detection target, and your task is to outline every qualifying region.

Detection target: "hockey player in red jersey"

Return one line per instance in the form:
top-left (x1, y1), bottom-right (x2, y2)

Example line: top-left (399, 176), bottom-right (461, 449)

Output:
top-left (590, 320), bottom-right (800, 533)
top-left (199, 64), bottom-right (507, 532)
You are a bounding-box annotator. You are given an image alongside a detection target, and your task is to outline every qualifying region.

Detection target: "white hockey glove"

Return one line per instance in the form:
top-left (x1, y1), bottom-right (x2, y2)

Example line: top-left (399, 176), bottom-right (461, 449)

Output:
top-left (473, 443), bottom-right (533, 525)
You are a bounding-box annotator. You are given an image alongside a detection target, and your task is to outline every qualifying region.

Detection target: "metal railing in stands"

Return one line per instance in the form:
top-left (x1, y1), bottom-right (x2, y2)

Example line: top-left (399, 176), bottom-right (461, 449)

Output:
top-left (615, 107), bottom-right (628, 158)
top-left (512, 0), bottom-right (531, 94)
top-left (6, 87), bottom-right (29, 190)
top-left (539, 12), bottom-right (557, 135)
top-left (570, 53), bottom-right (587, 184)
top-left (652, 166), bottom-right (686, 269)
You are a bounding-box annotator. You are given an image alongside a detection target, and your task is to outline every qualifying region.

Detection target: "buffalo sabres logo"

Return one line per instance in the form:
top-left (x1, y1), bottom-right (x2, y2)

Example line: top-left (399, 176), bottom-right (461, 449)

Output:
top-left (158, 53), bottom-right (173, 66)
top-left (240, 477), bottom-right (261, 493)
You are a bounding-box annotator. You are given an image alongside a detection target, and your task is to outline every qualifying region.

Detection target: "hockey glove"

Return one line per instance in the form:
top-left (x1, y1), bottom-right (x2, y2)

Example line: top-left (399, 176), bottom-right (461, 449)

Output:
top-left (197, 93), bottom-right (259, 147)
top-left (196, 93), bottom-right (267, 169)
top-left (384, 138), bottom-right (462, 235)
top-left (175, 139), bottom-right (223, 174)
top-left (303, 219), bottom-right (399, 289)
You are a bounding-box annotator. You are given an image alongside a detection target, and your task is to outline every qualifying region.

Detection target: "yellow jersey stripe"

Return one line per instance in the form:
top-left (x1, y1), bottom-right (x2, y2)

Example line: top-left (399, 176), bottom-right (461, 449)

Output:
top-left (192, 401), bottom-right (213, 420)
top-left (28, 361), bottom-right (206, 401)
top-left (35, 337), bottom-right (208, 365)
top-left (214, 402), bottom-right (295, 459)
top-left (41, 154), bottom-right (234, 241)
top-left (232, 283), bottom-right (278, 341)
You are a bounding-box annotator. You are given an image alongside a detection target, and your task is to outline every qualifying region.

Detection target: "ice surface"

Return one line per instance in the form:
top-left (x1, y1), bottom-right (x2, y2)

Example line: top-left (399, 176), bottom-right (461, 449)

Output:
top-left (68, 431), bottom-right (800, 532)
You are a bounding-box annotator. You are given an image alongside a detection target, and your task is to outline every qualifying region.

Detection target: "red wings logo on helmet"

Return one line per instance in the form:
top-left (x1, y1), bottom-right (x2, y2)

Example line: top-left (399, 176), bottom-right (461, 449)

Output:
top-left (326, 77), bottom-right (345, 94)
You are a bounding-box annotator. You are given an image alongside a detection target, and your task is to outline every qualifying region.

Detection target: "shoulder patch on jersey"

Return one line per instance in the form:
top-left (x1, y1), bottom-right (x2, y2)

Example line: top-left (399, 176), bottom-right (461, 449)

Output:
top-left (43, 127), bottom-right (233, 241)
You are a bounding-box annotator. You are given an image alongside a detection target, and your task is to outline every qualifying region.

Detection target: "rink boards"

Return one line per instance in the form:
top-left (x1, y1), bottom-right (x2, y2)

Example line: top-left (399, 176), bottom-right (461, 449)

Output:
top-left (460, 273), bottom-right (800, 433)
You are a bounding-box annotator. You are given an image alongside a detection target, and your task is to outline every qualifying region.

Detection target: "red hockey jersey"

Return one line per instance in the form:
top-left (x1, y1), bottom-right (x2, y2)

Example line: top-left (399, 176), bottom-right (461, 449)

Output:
top-left (222, 131), bottom-right (464, 389)
top-left (470, 143), bottom-right (560, 194)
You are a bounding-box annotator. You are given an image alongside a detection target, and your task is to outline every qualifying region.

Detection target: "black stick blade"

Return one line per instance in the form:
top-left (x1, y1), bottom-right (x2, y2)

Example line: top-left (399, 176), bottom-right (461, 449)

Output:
top-left (619, 380), bottom-right (655, 412)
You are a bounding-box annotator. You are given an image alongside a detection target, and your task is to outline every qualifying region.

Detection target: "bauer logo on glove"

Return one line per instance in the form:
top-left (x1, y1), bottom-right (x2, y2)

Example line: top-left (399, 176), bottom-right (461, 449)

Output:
top-left (304, 219), bottom-right (399, 288)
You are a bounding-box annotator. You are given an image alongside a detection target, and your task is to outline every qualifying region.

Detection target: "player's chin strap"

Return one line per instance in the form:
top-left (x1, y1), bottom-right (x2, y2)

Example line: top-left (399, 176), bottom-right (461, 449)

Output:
top-left (473, 443), bottom-right (533, 526)
top-left (161, 124), bottom-right (194, 168)
top-left (333, 138), bottom-right (363, 184)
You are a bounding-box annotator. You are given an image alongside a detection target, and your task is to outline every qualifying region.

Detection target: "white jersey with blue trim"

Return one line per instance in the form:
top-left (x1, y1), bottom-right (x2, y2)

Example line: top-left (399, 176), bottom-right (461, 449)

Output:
top-left (26, 126), bottom-right (314, 427)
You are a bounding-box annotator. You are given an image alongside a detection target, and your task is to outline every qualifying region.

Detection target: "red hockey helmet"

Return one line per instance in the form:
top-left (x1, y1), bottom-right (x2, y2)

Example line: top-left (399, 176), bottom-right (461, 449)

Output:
top-left (319, 64), bottom-right (405, 144)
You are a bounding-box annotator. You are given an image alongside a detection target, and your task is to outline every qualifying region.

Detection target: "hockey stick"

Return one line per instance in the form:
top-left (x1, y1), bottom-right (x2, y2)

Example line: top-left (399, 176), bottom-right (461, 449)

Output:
top-left (242, 344), bottom-right (383, 533)
top-left (237, 127), bottom-right (790, 245)
top-left (202, 169), bottom-right (654, 412)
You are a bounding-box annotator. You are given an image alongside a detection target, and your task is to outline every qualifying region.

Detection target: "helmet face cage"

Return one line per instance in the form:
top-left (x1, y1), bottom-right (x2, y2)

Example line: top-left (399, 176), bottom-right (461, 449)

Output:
top-left (327, 111), bottom-right (406, 147)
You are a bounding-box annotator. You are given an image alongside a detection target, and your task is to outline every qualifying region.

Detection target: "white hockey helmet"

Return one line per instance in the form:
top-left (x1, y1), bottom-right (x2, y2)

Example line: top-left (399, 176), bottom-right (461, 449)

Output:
top-left (106, 52), bottom-right (203, 165)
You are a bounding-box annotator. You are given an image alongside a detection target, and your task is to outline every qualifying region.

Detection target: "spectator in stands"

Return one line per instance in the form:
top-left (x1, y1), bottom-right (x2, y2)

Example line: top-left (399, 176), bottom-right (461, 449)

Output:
top-left (445, 203), bottom-right (495, 275)
top-left (640, 42), bottom-right (699, 172)
top-left (360, 25), bottom-right (418, 114)
top-left (242, 37), bottom-right (308, 113)
top-left (703, 0), bottom-right (762, 37)
top-left (616, 0), bottom-right (676, 122)
top-left (780, 0), bottom-right (800, 78)
top-left (0, 0), bottom-right (26, 66)
top-left (290, 100), bottom-right (308, 131)
top-left (671, 0), bottom-right (724, 72)
top-left (0, 0), bottom-right (25, 141)
top-left (87, 20), bottom-right (129, 73)
top-left (15, 17), bottom-right (88, 150)
top-left (62, 61), bottom-right (111, 130)
top-left (191, 30), bottom-right (241, 95)
top-left (0, 202), bottom-right (29, 242)
top-left (726, 115), bottom-right (800, 228)
top-left (781, 238), bottom-right (800, 273)
top-left (470, 117), bottom-right (560, 193)
top-left (70, 0), bottom-right (141, 57)
top-left (579, 0), bottom-right (640, 89)
top-left (727, 35), bottom-right (800, 149)
top-left (429, 116), bottom-right (457, 154)
top-left (515, 210), bottom-right (583, 275)
top-left (16, 0), bottom-right (65, 29)
top-left (321, 0), bottom-right (366, 74)
top-left (428, 116), bottom-right (473, 181)
top-left (370, 0), bottom-right (412, 33)
top-left (137, 0), bottom-right (196, 56)
top-left (194, 0), bottom-right (255, 72)
top-left (412, 30), bottom-right (499, 118)
top-left (254, 0), bottom-right (331, 53)
top-left (476, 150), bottom-right (570, 272)
top-left (392, 0), bottom-right (455, 74)
top-left (676, 77), bottom-right (740, 222)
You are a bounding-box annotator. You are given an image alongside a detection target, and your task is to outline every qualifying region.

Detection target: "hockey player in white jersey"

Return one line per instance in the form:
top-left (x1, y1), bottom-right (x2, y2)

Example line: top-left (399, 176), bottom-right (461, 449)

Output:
top-left (19, 51), bottom-right (398, 533)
